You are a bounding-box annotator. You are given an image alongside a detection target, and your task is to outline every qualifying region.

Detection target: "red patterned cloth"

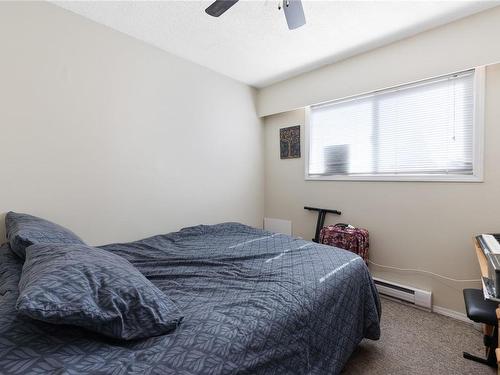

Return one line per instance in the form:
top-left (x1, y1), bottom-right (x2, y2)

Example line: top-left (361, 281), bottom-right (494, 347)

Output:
top-left (319, 224), bottom-right (369, 263)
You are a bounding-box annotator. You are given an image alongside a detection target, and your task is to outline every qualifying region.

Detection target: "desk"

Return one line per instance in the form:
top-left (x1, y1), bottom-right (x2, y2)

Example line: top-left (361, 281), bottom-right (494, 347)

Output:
top-left (474, 238), bottom-right (500, 372)
top-left (475, 238), bottom-right (489, 278)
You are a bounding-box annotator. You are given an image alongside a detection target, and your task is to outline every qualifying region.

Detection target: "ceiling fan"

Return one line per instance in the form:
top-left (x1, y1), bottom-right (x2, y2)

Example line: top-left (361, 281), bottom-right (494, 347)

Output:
top-left (205, 0), bottom-right (306, 30)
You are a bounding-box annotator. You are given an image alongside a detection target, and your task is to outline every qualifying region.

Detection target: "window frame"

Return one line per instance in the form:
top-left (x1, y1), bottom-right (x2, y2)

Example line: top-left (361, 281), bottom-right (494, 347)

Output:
top-left (304, 67), bottom-right (485, 182)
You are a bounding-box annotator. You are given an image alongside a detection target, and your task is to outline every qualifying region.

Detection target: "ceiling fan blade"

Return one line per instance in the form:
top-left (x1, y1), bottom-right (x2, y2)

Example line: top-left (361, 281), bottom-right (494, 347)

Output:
top-left (205, 0), bottom-right (239, 17)
top-left (283, 0), bottom-right (306, 30)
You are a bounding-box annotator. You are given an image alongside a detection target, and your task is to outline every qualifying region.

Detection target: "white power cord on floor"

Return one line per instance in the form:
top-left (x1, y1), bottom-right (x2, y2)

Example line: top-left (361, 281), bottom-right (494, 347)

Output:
top-left (368, 260), bottom-right (481, 283)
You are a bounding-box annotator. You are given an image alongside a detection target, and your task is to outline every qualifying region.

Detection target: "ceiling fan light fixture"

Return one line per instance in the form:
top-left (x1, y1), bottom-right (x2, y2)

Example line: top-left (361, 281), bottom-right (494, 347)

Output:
top-left (283, 0), bottom-right (306, 30)
top-left (205, 0), bottom-right (306, 30)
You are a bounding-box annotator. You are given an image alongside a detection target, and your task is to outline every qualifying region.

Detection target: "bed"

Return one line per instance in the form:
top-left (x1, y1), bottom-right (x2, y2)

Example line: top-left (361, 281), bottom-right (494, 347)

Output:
top-left (0, 222), bottom-right (380, 374)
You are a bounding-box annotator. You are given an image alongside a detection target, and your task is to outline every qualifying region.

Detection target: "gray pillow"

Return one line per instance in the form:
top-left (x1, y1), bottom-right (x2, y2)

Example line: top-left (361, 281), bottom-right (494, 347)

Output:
top-left (5, 212), bottom-right (85, 259)
top-left (17, 243), bottom-right (183, 340)
top-left (0, 243), bottom-right (23, 296)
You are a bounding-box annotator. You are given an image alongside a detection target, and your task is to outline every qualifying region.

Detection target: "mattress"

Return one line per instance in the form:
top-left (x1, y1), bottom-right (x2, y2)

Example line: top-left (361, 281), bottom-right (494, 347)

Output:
top-left (0, 223), bottom-right (380, 374)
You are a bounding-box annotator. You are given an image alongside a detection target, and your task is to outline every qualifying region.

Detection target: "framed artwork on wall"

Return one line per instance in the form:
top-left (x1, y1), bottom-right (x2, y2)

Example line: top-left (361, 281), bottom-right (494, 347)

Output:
top-left (280, 125), bottom-right (301, 159)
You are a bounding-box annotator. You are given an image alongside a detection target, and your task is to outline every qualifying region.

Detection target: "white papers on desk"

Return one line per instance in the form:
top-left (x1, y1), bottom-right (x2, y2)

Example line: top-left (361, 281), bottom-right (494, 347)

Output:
top-left (481, 234), bottom-right (500, 254)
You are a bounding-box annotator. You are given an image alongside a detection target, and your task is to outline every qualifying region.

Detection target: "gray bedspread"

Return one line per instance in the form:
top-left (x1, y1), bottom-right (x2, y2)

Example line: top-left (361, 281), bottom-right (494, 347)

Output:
top-left (0, 223), bottom-right (380, 375)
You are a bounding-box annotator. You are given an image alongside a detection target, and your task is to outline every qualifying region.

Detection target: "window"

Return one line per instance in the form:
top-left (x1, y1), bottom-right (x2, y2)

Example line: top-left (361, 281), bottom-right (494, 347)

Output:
top-left (306, 68), bottom-right (484, 181)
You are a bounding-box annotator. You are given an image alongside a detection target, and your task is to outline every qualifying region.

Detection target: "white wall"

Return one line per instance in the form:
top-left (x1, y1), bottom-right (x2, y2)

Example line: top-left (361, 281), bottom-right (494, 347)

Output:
top-left (258, 6), bottom-right (500, 116)
top-left (259, 5), bottom-right (500, 314)
top-left (0, 2), bottom-right (264, 245)
top-left (263, 63), bottom-right (500, 313)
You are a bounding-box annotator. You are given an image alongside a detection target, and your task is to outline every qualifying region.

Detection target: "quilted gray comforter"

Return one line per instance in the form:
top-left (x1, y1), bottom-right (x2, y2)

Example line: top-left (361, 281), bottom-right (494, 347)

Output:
top-left (0, 223), bottom-right (380, 375)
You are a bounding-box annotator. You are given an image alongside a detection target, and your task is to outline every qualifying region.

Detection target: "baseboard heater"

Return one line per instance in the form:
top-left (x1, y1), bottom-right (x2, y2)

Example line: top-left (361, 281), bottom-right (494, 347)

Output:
top-left (372, 277), bottom-right (432, 310)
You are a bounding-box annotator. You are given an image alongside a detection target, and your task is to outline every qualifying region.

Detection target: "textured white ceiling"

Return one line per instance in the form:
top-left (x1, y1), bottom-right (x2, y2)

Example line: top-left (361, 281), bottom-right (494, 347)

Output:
top-left (52, 1), bottom-right (499, 88)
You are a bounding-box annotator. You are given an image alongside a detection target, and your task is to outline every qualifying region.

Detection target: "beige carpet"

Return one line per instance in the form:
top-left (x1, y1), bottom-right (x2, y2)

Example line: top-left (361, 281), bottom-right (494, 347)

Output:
top-left (342, 297), bottom-right (496, 375)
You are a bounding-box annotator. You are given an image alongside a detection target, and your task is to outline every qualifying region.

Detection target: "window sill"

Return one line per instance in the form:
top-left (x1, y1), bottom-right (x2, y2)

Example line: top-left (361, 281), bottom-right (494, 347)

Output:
top-left (305, 174), bottom-right (484, 182)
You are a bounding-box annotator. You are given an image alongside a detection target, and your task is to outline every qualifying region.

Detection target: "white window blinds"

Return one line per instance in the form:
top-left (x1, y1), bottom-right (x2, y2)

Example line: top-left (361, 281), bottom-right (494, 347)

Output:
top-left (308, 70), bottom-right (475, 178)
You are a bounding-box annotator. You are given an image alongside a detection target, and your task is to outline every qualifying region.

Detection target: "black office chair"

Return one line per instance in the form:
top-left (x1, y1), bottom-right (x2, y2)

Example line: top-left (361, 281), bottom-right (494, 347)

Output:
top-left (463, 288), bottom-right (498, 367)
